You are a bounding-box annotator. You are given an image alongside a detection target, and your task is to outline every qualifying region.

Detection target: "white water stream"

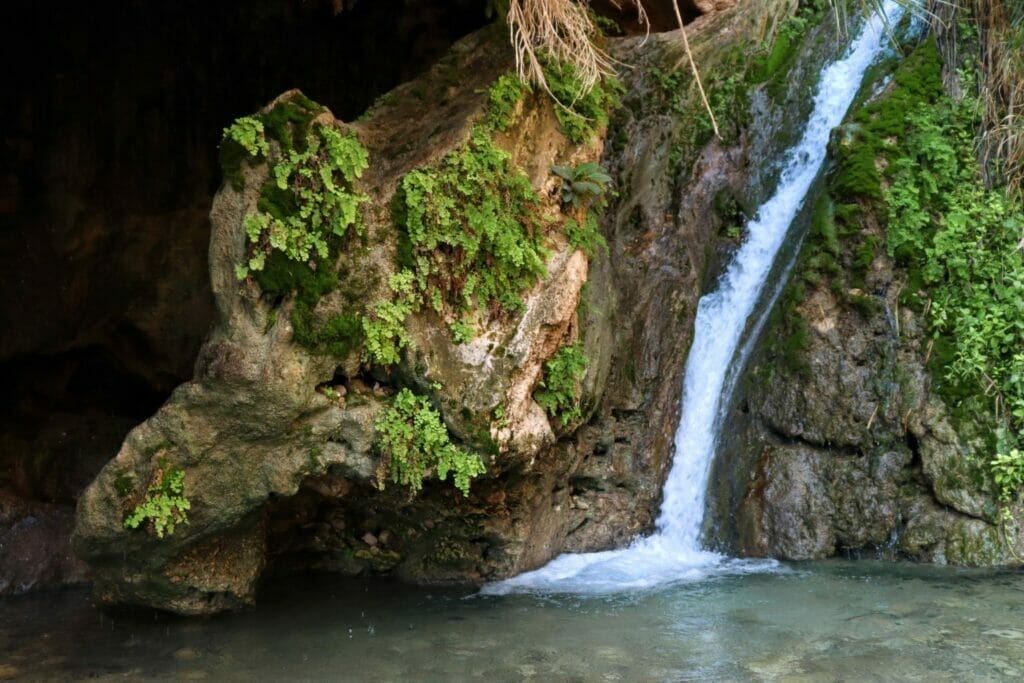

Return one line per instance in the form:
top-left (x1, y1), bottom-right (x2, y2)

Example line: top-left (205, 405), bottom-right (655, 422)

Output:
top-left (484, 2), bottom-right (902, 595)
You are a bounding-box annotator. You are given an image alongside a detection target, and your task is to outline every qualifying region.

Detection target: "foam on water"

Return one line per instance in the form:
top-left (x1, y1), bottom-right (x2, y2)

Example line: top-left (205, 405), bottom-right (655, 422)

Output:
top-left (483, 1), bottom-right (902, 596)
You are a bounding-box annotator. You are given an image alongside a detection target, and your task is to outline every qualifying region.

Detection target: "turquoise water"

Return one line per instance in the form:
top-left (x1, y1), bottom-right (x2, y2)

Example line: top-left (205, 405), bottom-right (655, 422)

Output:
top-left (3, 561), bottom-right (1023, 681)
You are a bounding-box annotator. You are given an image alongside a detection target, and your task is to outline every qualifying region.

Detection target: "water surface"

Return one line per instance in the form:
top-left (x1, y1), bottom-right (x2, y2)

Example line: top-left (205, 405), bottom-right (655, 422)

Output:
top-left (3, 561), bottom-right (1023, 681)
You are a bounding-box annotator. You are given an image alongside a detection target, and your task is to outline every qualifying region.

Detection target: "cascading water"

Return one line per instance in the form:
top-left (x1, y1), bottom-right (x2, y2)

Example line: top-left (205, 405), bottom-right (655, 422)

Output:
top-left (483, 0), bottom-right (903, 595)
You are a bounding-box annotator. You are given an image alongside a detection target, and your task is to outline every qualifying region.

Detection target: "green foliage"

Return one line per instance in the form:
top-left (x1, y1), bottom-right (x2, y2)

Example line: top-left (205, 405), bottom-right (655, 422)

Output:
top-left (363, 271), bottom-right (419, 366)
top-left (542, 58), bottom-right (623, 145)
top-left (374, 388), bottom-right (486, 496)
top-left (450, 319), bottom-right (475, 345)
top-left (826, 40), bottom-right (1024, 502)
top-left (553, 162), bottom-right (611, 257)
top-left (749, 13), bottom-right (812, 92)
top-left (395, 127), bottom-right (547, 316)
top-left (565, 213), bottom-right (608, 257)
top-left (534, 342), bottom-right (588, 425)
top-left (236, 120), bottom-right (370, 279)
top-left (485, 74), bottom-right (529, 132)
top-left (992, 448), bottom-right (1024, 506)
top-left (225, 116), bottom-right (269, 158)
top-left (552, 162), bottom-right (611, 208)
top-left (123, 467), bottom-right (190, 539)
top-left (224, 94), bottom-right (369, 281)
top-left (294, 306), bottom-right (364, 359)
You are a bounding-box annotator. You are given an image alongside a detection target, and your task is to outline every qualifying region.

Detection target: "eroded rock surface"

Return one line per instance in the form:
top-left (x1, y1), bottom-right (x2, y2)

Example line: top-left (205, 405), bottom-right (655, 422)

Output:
top-left (709, 128), bottom-right (1024, 566)
top-left (74, 0), bottom-right (801, 613)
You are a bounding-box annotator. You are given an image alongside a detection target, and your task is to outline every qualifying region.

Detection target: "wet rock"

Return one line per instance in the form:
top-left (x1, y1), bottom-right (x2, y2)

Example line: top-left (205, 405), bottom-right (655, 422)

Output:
top-left (0, 491), bottom-right (89, 595)
top-left (74, 0), bottom-right (807, 613)
top-left (710, 57), bottom-right (1024, 565)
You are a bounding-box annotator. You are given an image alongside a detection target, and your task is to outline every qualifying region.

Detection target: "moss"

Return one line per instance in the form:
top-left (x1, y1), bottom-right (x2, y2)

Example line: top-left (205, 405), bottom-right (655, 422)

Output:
top-left (484, 73), bottom-right (528, 132)
top-left (260, 92), bottom-right (324, 153)
top-left (832, 41), bottom-right (944, 200)
top-left (850, 234), bottom-right (880, 290)
top-left (292, 304), bottom-right (364, 359)
top-left (113, 471), bottom-right (135, 498)
top-left (542, 58), bottom-right (623, 145)
top-left (253, 249), bottom-right (340, 306)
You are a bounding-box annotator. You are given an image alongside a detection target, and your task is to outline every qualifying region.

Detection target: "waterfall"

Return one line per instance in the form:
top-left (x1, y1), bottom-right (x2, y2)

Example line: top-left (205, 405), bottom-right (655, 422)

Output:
top-left (483, 1), bottom-right (903, 595)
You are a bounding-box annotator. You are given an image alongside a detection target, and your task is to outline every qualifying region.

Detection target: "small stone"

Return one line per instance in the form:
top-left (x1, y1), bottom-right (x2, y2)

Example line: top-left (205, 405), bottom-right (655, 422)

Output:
top-left (574, 498), bottom-right (590, 511)
top-left (982, 629), bottom-right (1024, 640)
top-left (378, 530), bottom-right (392, 546)
top-left (423, 520), bottom-right (435, 530)
top-left (335, 385), bottom-right (347, 397)
top-left (362, 532), bottom-right (378, 547)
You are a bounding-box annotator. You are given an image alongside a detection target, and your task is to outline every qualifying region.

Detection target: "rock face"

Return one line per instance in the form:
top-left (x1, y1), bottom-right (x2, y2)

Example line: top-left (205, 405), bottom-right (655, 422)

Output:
top-left (0, 492), bottom-right (89, 595)
top-left (73, 0), bottom-right (798, 613)
top-left (712, 249), bottom-right (1023, 562)
top-left (708, 59), bottom-right (1024, 565)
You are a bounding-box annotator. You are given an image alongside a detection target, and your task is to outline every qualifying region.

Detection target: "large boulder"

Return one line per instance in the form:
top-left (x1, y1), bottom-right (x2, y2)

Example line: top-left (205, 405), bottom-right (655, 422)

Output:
top-left (74, 0), bottom-right (801, 614)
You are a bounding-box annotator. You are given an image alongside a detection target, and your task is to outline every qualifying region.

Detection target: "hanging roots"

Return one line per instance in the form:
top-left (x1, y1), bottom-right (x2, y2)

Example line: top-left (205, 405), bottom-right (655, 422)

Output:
top-left (506, 0), bottom-right (646, 96)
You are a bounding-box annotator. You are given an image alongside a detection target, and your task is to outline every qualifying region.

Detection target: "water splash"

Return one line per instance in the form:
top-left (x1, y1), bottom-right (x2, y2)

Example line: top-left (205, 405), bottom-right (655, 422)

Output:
top-left (483, 1), bottom-right (903, 596)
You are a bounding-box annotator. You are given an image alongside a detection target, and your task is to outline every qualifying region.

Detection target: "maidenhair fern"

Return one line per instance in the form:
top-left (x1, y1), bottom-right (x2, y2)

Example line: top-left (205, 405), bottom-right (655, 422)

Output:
top-left (534, 342), bottom-right (588, 425)
top-left (123, 467), bottom-right (191, 539)
top-left (223, 95), bottom-right (370, 281)
top-left (374, 388), bottom-right (486, 496)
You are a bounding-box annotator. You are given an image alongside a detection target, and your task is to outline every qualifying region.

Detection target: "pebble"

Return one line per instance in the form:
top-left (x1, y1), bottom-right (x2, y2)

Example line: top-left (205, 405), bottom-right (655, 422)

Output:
top-left (362, 532), bottom-right (378, 547)
top-left (982, 629), bottom-right (1024, 640)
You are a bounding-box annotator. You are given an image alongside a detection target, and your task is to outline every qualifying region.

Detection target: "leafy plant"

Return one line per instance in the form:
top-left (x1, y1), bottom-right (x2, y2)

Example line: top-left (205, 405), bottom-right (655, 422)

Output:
top-left (123, 467), bottom-right (191, 539)
top-left (552, 162), bottom-right (611, 208)
top-left (541, 58), bottom-right (623, 145)
top-left (553, 162), bottom-right (610, 257)
top-left (485, 74), bottom-right (529, 132)
top-left (395, 127), bottom-right (548, 316)
top-left (992, 448), bottom-right (1024, 506)
top-left (223, 93), bottom-right (370, 281)
top-left (450, 319), bottom-right (475, 345)
top-left (826, 40), bottom-right (1024, 504)
top-left (374, 388), bottom-right (486, 496)
top-left (224, 116), bottom-right (269, 159)
top-left (534, 342), bottom-right (588, 425)
top-left (362, 271), bottom-right (419, 366)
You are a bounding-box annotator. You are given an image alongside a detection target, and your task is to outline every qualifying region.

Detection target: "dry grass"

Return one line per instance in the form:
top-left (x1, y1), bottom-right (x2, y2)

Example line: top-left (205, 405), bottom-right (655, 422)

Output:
top-left (506, 0), bottom-right (622, 96)
top-left (505, 0), bottom-right (721, 136)
top-left (975, 0), bottom-right (1024, 201)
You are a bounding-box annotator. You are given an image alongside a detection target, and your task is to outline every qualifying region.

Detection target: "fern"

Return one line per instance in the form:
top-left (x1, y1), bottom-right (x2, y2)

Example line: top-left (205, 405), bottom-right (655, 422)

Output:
top-left (395, 127), bottom-right (548, 316)
top-left (534, 342), bottom-right (588, 425)
top-left (374, 388), bottom-right (486, 496)
top-left (123, 467), bottom-right (190, 539)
